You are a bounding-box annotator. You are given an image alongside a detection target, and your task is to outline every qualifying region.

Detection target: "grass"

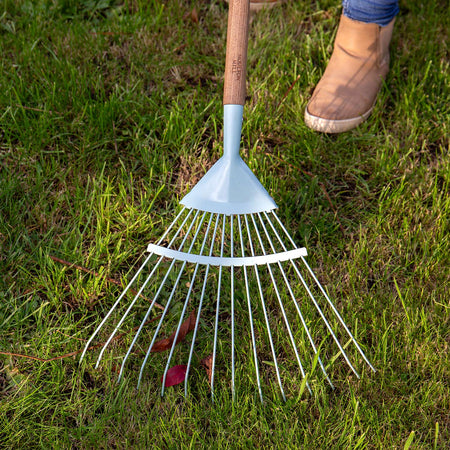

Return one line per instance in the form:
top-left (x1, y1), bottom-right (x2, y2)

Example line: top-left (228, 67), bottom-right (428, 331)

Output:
top-left (0, 0), bottom-right (449, 448)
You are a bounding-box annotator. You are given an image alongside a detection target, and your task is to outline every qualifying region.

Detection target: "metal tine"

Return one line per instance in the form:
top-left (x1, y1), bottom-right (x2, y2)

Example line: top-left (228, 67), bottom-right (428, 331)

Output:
top-left (270, 211), bottom-right (375, 372)
top-left (161, 212), bottom-right (215, 396)
top-left (107, 212), bottom-right (191, 385)
top-left (230, 214), bottom-right (235, 399)
top-left (119, 238), bottom-right (198, 382)
top-left (136, 210), bottom-right (208, 388)
top-left (210, 214), bottom-right (227, 400)
top-left (158, 206), bottom-right (189, 246)
top-left (238, 215), bottom-right (263, 403)
top-left (268, 211), bottom-right (363, 377)
top-left (250, 214), bottom-right (312, 395)
top-left (98, 254), bottom-right (164, 372)
top-left (99, 208), bottom-right (199, 376)
top-left (257, 213), bottom-right (334, 389)
top-left (80, 206), bottom-right (189, 363)
top-left (244, 214), bottom-right (286, 402)
top-left (185, 213), bottom-right (221, 396)
top-left (300, 256), bottom-right (376, 373)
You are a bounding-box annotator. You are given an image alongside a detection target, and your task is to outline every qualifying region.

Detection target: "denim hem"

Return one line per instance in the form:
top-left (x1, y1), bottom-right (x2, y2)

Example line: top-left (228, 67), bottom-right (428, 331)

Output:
top-left (342, 0), bottom-right (399, 27)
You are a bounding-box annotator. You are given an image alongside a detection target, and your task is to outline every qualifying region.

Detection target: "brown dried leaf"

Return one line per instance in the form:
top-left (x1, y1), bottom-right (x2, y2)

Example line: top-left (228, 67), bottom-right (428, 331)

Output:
top-left (200, 353), bottom-right (213, 385)
top-left (183, 8), bottom-right (199, 24)
top-left (191, 8), bottom-right (199, 23)
top-left (151, 310), bottom-right (196, 353)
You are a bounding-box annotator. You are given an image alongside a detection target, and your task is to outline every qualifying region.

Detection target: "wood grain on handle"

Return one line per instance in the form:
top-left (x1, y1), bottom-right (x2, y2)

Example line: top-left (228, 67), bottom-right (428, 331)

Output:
top-left (223, 0), bottom-right (250, 105)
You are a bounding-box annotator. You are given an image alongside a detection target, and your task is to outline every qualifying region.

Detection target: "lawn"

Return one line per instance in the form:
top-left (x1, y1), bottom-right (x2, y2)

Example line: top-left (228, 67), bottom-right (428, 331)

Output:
top-left (0, 0), bottom-right (448, 448)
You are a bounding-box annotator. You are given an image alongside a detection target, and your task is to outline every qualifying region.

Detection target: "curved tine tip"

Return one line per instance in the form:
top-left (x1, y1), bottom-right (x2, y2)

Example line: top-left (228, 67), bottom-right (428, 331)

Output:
top-left (96, 258), bottom-right (165, 368)
top-left (299, 256), bottom-right (375, 372)
top-left (79, 252), bottom-right (154, 363)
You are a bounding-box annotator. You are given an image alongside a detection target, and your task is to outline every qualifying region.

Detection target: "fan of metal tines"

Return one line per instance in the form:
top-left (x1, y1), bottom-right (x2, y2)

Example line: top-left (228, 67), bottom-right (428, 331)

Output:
top-left (81, 207), bottom-right (375, 402)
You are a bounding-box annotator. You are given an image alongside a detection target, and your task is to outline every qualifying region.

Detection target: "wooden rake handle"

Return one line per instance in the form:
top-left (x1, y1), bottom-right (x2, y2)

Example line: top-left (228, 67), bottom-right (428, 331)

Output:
top-left (223, 0), bottom-right (250, 106)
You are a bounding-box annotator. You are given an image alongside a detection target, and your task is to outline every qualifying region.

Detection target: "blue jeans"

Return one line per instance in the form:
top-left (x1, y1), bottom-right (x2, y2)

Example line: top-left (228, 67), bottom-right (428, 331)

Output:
top-left (342, 0), bottom-right (399, 26)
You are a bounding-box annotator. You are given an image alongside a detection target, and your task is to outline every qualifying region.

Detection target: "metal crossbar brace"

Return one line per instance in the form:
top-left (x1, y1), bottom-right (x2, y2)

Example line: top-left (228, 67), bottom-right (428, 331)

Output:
top-left (147, 244), bottom-right (307, 267)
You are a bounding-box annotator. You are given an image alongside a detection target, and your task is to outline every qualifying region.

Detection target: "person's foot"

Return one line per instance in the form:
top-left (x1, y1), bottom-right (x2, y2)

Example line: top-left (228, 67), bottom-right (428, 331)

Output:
top-left (305, 15), bottom-right (395, 133)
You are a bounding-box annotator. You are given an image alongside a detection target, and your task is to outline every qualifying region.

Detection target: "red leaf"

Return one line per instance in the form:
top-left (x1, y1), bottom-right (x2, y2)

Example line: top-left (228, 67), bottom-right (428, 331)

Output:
top-left (163, 365), bottom-right (187, 387)
top-left (151, 311), bottom-right (196, 353)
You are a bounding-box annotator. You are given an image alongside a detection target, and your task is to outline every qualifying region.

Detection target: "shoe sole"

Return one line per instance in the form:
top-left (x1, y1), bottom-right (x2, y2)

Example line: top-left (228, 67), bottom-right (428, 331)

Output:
top-left (225, 0), bottom-right (282, 13)
top-left (250, 1), bottom-right (281, 12)
top-left (304, 106), bottom-right (374, 134)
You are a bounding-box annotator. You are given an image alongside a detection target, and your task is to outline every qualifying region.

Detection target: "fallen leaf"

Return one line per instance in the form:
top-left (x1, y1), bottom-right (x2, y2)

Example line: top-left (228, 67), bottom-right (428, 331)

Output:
top-left (183, 8), bottom-right (199, 24)
top-left (201, 353), bottom-right (213, 385)
top-left (151, 310), bottom-right (196, 353)
top-left (163, 365), bottom-right (187, 387)
top-left (191, 8), bottom-right (199, 23)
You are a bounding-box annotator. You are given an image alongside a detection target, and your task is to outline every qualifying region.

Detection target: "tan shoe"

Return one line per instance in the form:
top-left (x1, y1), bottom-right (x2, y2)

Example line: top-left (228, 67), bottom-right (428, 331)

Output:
top-left (305, 15), bottom-right (395, 133)
top-left (225, 0), bottom-right (282, 13)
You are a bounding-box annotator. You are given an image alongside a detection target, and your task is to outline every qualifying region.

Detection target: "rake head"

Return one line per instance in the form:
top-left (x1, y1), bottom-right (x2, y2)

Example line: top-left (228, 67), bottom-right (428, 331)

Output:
top-left (80, 193), bottom-right (375, 402)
